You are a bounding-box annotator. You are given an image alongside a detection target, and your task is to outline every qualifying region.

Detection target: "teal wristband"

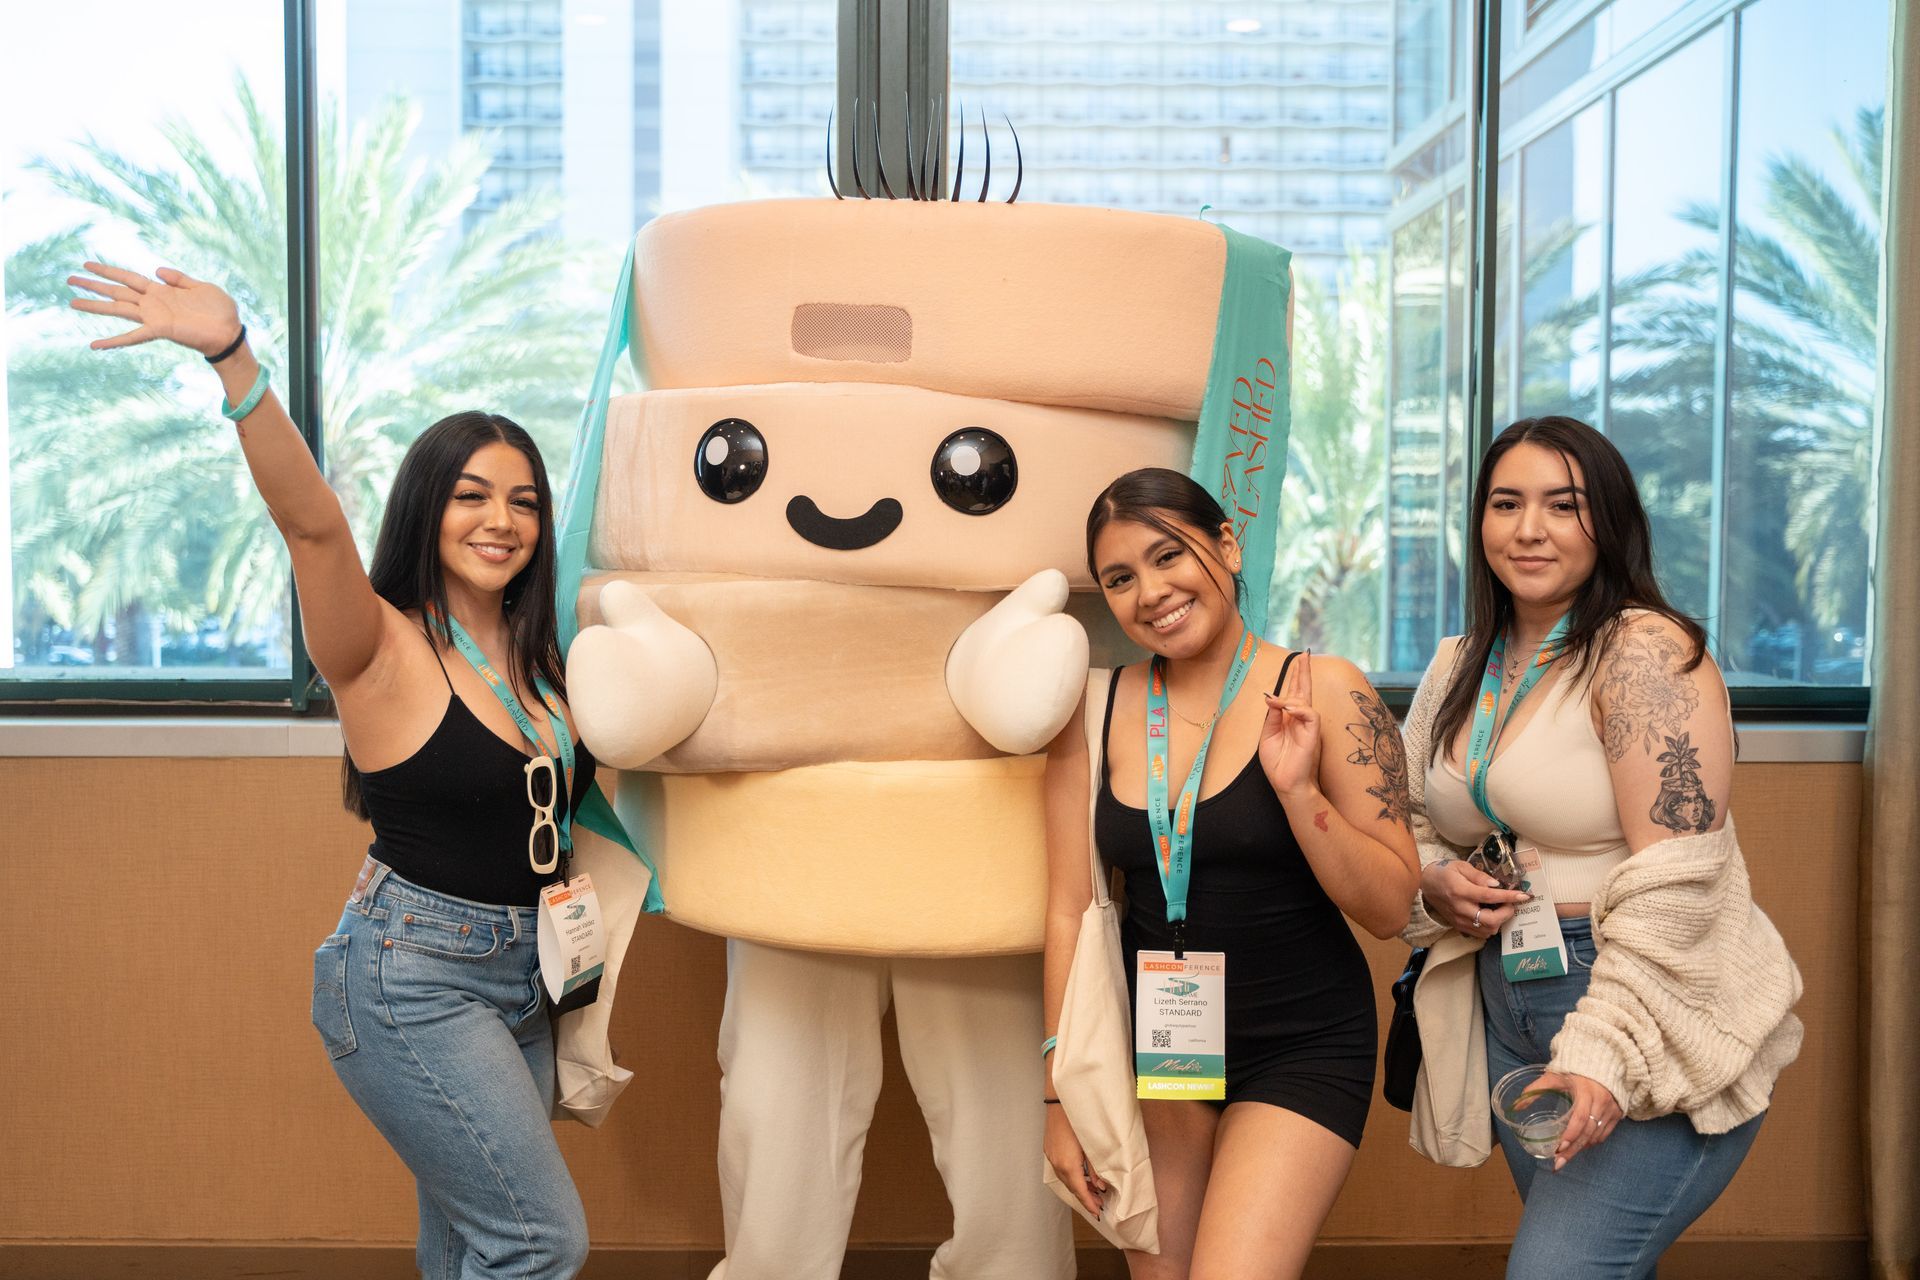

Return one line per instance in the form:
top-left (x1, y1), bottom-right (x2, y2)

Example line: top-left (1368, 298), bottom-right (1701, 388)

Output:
top-left (1041, 1035), bottom-right (1058, 1058)
top-left (221, 366), bottom-right (270, 421)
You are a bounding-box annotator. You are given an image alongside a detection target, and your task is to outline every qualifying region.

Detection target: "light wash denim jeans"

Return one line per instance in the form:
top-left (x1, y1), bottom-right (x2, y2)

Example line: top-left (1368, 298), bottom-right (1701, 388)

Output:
top-left (310, 858), bottom-right (588, 1279)
top-left (1478, 915), bottom-right (1763, 1280)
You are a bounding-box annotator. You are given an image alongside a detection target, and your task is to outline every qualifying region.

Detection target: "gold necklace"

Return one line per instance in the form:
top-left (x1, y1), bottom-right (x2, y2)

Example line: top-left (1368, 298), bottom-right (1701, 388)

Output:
top-left (1166, 672), bottom-right (1233, 729)
top-left (1503, 642), bottom-right (1525, 688)
top-left (1167, 698), bottom-right (1218, 730)
top-left (1504, 628), bottom-right (1560, 689)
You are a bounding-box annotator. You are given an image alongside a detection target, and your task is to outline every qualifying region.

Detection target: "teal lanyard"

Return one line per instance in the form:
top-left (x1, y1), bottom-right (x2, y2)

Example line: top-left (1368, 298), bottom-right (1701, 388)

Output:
top-left (1145, 631), bottom-right (1257, 948)
top-left (442, 616), bottom-right (576, 855)
top-left (1465, 615), bottom-right (1570, 831)
top-left (543, 240), bottom-right (664, 914)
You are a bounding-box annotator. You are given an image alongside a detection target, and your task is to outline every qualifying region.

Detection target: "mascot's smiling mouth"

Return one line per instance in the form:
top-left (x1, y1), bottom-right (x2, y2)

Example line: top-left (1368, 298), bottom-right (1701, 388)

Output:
top-left (785, 495), bottom-right (904, 550)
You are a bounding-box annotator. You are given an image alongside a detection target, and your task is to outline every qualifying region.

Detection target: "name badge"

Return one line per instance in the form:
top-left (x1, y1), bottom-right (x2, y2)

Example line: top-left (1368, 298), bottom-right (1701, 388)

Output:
top-left (1134, 950), bottom-right (1227, 1100)
top-left (1501, 845), bottom-right (1569, 983)
top-left (537, 873), bottom-right (607, 1014)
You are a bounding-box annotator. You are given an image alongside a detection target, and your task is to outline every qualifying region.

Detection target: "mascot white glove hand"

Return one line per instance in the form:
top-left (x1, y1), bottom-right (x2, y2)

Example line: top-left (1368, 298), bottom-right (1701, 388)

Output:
top-left (946, 568), bottom-right (1090, 756)
top-left (565, 581), bottom-right (718, 769)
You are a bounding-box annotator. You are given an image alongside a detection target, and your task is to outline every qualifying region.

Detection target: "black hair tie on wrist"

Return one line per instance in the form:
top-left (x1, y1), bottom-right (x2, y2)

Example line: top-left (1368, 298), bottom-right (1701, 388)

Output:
top-left (206, 325), bottom-right (248, 365)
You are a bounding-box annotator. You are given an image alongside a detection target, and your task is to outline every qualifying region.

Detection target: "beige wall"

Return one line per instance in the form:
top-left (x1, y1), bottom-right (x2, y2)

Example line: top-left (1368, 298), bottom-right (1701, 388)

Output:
top-left (0, 757), bottom-right (1863, 1249)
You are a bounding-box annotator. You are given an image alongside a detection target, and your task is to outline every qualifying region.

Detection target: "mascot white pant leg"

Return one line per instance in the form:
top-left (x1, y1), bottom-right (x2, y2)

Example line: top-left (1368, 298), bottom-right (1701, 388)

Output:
top-left (709, 941), bottom-right (1073, 1280)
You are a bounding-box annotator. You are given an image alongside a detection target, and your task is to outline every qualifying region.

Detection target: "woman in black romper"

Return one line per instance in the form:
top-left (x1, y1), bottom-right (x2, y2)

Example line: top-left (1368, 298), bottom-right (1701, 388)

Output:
top-left (1042, 469), bottom-right (1419, 1280)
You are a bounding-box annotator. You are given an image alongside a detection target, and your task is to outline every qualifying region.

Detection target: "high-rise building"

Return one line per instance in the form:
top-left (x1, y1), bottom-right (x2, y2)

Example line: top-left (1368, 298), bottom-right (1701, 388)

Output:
top-left (339, 0), bottom-right (660, 247)
top-left (736, 0), bottom-right (1394, 281)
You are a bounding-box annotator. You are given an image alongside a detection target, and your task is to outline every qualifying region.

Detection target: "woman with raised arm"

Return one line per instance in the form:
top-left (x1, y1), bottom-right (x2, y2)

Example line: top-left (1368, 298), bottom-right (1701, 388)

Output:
top-left (71, 262), bottom-right (594, 1278)
top-left (1400, 416), bottom-right (1801, 1279)
top-left (1040, 468), bottom-right (1418, 1280)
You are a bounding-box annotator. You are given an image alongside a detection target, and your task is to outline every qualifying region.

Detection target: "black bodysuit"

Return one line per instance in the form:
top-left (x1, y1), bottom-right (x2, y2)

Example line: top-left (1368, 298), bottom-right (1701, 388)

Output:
top-left (1094, 659), bottom-right (1376, 1147)
top-left (357, 640), bottom-right (597, 908)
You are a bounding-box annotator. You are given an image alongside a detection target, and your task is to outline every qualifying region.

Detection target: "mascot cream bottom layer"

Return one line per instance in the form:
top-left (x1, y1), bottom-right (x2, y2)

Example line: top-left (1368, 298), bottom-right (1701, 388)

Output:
top-left (565, 199), bottom-right (1233, 1280)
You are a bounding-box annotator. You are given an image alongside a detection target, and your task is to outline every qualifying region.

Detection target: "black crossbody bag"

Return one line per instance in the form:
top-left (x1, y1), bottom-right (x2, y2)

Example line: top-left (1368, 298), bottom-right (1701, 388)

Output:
top-left (1382, 946), bottom-right (1431, 1111)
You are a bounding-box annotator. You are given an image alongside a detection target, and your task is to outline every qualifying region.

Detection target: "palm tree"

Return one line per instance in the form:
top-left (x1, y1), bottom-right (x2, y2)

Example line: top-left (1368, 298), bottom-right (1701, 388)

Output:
top-left (1269, 252), bottom-right (1388, 665)
top-left (6, 77), bottom-right (608, 666)
top-left (1715, 107), bottom-right (1880, 670)
top-left (1512, 108), bottom-right (1882, 679)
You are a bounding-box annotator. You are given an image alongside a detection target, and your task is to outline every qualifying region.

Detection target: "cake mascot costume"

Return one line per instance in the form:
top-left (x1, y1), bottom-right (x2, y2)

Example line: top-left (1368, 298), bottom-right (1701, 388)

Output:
top-left (545, 132), bottom-right (1294, 1279)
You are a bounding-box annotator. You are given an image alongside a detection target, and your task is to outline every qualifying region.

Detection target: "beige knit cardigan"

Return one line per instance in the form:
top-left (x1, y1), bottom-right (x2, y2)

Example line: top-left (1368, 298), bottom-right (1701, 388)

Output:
top-left (1400, 638), bottom-right (1804, 1167)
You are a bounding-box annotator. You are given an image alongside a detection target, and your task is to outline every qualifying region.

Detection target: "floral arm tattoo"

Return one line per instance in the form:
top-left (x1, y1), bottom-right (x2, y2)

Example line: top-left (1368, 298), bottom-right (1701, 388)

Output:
top-left (1343, 689), bottom-right (1411, 828)
top-left (1597, 621), bottom-right (1700, 761)
top-left (1599, 621), bottom-right (1715, 835)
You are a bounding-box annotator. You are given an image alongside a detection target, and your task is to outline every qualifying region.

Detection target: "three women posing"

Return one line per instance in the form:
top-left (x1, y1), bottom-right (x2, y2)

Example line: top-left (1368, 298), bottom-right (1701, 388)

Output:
top-left (1042, 469), bottom-right (1418, 1280)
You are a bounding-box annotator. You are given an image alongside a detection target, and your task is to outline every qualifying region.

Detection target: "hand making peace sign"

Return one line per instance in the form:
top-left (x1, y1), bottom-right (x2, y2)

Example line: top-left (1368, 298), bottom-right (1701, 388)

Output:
top-left (1258, 648), bottom-right (1320, 801)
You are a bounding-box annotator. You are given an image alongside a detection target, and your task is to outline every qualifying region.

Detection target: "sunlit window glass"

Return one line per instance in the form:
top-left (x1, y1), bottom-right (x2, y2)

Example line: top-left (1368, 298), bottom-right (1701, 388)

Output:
top-left (1722, 0), bottom-right (1885, 685)
top-left (316, 0), bottom-right (828, 554)
top-left (1, 4), bottom-right (290, 680)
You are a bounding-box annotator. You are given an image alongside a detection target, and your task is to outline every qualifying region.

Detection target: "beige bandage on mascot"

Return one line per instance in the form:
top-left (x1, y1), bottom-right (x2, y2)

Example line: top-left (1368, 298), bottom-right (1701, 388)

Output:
top-left (562, 199), bottom-right (1231, 1280)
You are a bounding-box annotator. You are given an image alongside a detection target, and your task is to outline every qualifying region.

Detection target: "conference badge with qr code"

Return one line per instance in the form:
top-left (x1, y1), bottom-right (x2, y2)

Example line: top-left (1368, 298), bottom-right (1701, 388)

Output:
top-left (537, 873), bottom-right (606, 1013)
top-left (1134, 950), bottom-right (1227, 1100)
top-left (1501, 845), bottom-right (1569, 983)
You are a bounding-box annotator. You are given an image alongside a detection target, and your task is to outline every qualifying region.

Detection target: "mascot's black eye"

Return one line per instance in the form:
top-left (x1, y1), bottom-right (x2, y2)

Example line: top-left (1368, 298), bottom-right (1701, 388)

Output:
top-left (694, 418), bottom-right (768, 504)
top-left (930, 428), bottom-right (1017, 516)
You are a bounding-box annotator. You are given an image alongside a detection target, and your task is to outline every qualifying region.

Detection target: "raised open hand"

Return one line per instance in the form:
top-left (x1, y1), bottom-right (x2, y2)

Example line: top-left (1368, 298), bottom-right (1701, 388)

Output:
top-left (68, 261), bottom-right (242, 358)
top-left (1259, 648), bottom-right (1321, 801)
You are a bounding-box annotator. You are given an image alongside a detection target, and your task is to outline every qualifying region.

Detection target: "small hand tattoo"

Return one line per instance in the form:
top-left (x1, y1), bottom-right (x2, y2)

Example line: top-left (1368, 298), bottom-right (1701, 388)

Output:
top-left (1343, 689), bottom-right (1411, 827)
top-left (1598, 620), bottom-right (1700, 762)
top-left (1313, 809), bottom-right (1329, 833)
top-left (1649, 733), bottom-right (1716, 834)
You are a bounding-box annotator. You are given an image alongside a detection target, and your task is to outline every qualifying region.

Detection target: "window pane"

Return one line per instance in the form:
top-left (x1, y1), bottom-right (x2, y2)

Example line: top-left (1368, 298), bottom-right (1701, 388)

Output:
top-left (1382, 0), bottom-right (1885, 696)
top-left (319, 0), bottom-right (827, 554)
top-left (1722, 0), bottom-right (1885, 685)
top-left (1442, 189), bottom-right (1470, 634)
top-left (1491, 156), bottom-right (1518, 428)
top-left (1608, 32), bottom-right (1722, 625)
top-left (1518, 103), bottom-right (1604, 424)
top-left (1397, 0), bottom-right (1449, 140)
top-left (2, 4), bottom-right (290, 680)
top-left (1504, 1), bottom-right (1687, 128)
top-left (950, 0), bottom-right (1395, 669)
top-left (1387, 203), bottom-right (1445, 673)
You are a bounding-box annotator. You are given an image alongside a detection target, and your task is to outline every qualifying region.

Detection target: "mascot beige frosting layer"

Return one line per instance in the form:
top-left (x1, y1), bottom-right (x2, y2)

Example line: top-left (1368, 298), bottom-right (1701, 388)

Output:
top-left (567, 199), bottom-right (1223, 955)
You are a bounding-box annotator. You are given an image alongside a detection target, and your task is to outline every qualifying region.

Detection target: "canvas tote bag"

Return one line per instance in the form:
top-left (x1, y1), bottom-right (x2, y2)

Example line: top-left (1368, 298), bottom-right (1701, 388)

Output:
top-left (1042, 669), bottom-right (1160, 1253)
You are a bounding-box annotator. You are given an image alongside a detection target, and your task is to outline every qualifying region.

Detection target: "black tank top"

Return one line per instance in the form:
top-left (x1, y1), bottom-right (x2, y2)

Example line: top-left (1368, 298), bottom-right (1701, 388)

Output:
top-left (1092, 659), bottom-right (1375, 1060)
top-left (358, 639), bottom-right (597, 907)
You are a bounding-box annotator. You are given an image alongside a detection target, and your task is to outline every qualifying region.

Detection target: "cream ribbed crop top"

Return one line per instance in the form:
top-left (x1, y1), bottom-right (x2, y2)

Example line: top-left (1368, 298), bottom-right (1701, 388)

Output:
top-left (1423, 652), bottom-right (1629, 906)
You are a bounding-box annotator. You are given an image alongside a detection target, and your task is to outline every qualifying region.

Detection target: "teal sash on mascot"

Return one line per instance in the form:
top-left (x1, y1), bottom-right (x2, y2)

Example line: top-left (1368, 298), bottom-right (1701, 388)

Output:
top-left (552, 239), bottom-right (665, 915)
top-left (1189, 225), bottom-right (1293, 640)
top-left (549, 223), bottom-right (1291, 916)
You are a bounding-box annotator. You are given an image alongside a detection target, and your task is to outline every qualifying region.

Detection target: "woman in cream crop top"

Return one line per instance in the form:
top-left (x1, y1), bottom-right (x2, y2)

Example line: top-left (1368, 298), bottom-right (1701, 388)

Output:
top-left (1401, 416), bottom-right (1798, 1280)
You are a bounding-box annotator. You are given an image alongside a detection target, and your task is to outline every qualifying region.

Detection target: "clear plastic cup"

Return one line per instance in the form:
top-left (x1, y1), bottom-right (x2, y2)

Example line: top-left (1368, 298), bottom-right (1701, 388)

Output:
top-left (1492, 1065), bottom-right (1572, 1160)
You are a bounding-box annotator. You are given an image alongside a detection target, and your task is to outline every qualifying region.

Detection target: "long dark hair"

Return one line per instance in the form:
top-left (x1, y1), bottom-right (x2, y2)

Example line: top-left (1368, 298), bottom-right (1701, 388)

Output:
top-left (1430, 415), bottom-right (1707, 762)
top-left (342, 411), bottom-right (566, 818)
top-left (1085, 467), bottom-right (1246, 608)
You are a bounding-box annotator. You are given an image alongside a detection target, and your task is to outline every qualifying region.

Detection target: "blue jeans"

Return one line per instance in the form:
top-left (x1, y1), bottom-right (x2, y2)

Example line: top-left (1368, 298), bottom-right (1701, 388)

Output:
top-left (1479, 916), bottom-right (1763, 1280)
top-left (310, 859), bottom-right (588, 1279)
